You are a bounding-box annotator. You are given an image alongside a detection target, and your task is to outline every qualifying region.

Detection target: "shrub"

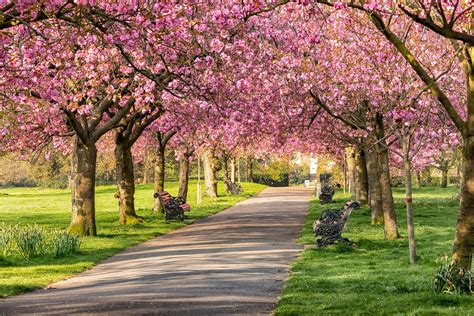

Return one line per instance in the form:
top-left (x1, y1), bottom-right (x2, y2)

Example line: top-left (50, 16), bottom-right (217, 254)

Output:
top-left (0, 223), bottom-right (14, 257)
top-left (12, 224), bottom-right (46, 259)
top-left (48, 230), bottom-right (81, 258)
top-left (434, 256), bottom-right (473, 295)
top-left (0, 223), bottom-right (82, 260)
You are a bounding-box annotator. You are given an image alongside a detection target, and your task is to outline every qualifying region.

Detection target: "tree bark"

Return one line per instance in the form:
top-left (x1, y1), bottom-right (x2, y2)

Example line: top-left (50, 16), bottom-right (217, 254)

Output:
top-left (247, 157), bottom-right (254, 182)
top-left (153, 145), bottom-right (165, 212)
top-left (452, 46), bottom-right (474, 269)
top-left (177, 154), bottom-right (191, 202)
top-left (237, 158), bottom-right (241, 183)
top-left (422, 168), bottom-right (432, 186)
top-left (439, 159), bottom-right (450, 188)
top-left (114, 136), bottom-right (143, 225)
top-left (223, 156), bottom-right (230, 192)
top-left (415, 170), bottom-right (422, 188)
top-left (231, 158), bottom-right (236, 182)
top-left (402, 131), bottom-right (417, 264)
top-left (364, 138), bottom-right (384, 225)
top-left (441, 169), bottom-right (449, 188)
top-left (452, 136), bottom-right (474, 269)
top-left (345, 147), bottom-right (356, 200)
top-left (203, 149), bottom-right (219, 197)
top-left (375, 113), bottom-right (401, 239)
top-left (355, 148), bottom-right (369, 204)
top-left (142, 149), bottom-right (152, 184)
top-left (68, 136), bottom-right (97, 236)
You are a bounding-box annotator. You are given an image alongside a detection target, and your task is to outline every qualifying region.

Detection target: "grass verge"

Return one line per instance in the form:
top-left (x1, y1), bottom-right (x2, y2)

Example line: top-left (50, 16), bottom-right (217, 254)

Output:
top-left (275, 186), bottom-right (474, 315)
top-left (0, 180), bottom-right (266, 298)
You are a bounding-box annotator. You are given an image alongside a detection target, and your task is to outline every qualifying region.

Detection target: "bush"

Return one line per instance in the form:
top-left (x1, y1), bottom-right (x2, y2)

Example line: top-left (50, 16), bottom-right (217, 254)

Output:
top-left (0, 223), bottom-right (14, 257)
top-left (391, 176), bottom-right (404, 187)
top-left (434, 256), bottom-right (473, 295)
top-left (13, 224), bottom-right (46, 259)
top-left (48, 230), bottom-right (81, 258)
top-left (449, 176), bottom-right (461, 186)
top-left (0, 223), bottom-right (81, 260)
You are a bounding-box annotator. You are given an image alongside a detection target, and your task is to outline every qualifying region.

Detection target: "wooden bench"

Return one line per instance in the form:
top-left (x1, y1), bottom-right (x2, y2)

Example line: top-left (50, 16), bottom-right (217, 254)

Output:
top-left (224, 180), bottom-right (243, 195)
top-left (153, 191), bottom-right (190, 221)
top-left (312, 201), bottom-right (360, 247)
top-left (319, 184), bottom-right (336, 204)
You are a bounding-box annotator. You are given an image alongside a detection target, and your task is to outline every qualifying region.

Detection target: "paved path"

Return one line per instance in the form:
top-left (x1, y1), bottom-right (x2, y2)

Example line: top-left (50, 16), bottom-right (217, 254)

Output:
top-left (0, 187), bottom-right (312, 316)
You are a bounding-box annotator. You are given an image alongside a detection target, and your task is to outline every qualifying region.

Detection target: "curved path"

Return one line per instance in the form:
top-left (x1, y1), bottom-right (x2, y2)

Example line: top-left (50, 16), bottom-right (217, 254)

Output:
top-left (0, 187), bottom-right (312, 315)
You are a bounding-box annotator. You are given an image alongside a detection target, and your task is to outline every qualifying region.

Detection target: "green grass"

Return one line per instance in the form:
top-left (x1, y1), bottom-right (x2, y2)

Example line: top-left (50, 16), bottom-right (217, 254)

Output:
top-left (275, 186), bottom-right (474, 315)
top-left (0, 180), bottom-right (266, 298)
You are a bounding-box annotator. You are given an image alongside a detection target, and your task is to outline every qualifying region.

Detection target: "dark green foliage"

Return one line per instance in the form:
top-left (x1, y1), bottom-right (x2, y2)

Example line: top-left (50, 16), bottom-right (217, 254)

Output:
top-left (12, 224), bottom-right (45, 259)
top-left (48, 230), bottom-right (82, 258)
top-left (434, 256), bottom-right (473, 295)
top-left (0, 223), bottom-right (82, 260)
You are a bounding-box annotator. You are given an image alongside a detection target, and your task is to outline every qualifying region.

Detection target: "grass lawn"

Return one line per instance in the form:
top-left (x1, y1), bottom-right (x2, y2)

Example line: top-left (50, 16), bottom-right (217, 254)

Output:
top-left (0, 180), bottom-right (266, 298)
top-left (275, 186), bottom-right (474, 315)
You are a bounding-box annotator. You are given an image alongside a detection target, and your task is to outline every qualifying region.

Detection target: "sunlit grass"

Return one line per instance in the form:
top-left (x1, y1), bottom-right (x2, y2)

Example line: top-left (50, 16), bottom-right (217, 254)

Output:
top-left (0, 180), bottom-right (266, 298)
top-left (276, 186), bottom-right (474, 315)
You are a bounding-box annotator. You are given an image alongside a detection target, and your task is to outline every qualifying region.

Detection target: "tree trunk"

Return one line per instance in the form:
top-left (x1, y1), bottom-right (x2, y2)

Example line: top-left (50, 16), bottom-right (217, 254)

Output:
top-left (452, 136), bottom-right (474, 269)
top-left (439, 160), bottom-right (449, 188)
top-left (153, 146), bottom-right (165, 212)
top-left (376, 113), bottom-right (400, 239)
top-left (247, 157), bottom-right (254, 182)
top-left (114, 137), bottom-right (143, 225)
top-left (364, 138), bottom-right (384, 225)
top-left (237, 158), bottom-right (241, 183)
top-left (231, 158), bottom-right (236, 182)
top-left (422, 168), bottom-right (432, 186)
top-left (355, 148), bottom-right (369, 204)
top-left (204, 149), bottom-right (218, 197)
top-left (142, 149), bottom-right (152, 184)
top-left (223, 157), bottom-right (230, 192)
top-left (178, 154), bottom-right (191, 202)
top-left (452, 47), bottom-right (474, 269)
top-left (415, 170), bottom-right (422, 188)
top-left (68, 136), bottom-right (97, 236)
top-left (402, 131), bottom-right (417, 264)
top-left (441, 169), bottom-right (449, 188)
top-left (346, 147), bottom-right (356, 200)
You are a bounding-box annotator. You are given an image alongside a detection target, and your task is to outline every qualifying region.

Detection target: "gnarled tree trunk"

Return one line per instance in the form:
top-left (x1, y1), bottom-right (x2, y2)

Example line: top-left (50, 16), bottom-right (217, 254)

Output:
top-left (115, 136), bottom-right (143, 225)
top-left (364, 138), bottom-right (384, 225)
top-left (376, 113), bottom-right (400, 239)
top-left (178, 153), bottom-right (191, 202)
top-left (204, 149), bottom-right (219, 197)
top-left (68, 136), bottom-right (97, 236)
top-left (355, 148), bottom-right (369, 204)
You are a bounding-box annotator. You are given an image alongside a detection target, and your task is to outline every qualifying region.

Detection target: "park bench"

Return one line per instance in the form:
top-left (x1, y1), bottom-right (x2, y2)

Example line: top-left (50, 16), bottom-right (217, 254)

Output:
top-left (312, 201), bottom-right (360, 248)
top-left (153, 191), bottom-right (190, 221)
top-left (224, 180), bottom-right (243, 195)
top-left (319, 184), bottom-right (336, 204)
